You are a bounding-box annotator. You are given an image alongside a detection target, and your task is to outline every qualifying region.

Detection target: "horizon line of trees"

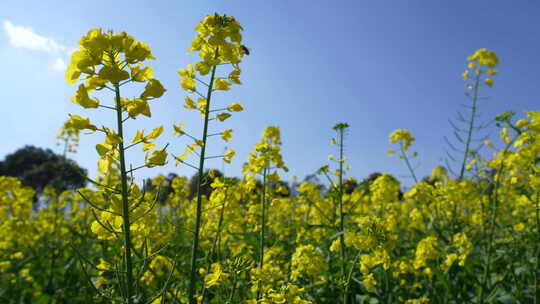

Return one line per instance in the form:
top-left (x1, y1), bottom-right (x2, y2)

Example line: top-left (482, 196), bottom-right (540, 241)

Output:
top-left (1, 145), bottom-right (449, 205)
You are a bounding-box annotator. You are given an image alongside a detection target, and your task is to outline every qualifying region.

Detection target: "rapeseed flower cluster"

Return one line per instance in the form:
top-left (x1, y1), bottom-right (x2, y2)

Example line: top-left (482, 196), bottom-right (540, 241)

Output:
top-left (2, 18), bottom-right (538, 304)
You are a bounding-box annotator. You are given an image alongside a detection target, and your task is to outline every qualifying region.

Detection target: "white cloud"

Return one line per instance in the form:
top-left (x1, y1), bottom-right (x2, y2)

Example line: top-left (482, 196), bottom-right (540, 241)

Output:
top-left (51, 58), bottom-right (67, 72)
top-left (2, 20), bottom-right (72, 72)
top-left (3, 20), bottom-right (68, 54)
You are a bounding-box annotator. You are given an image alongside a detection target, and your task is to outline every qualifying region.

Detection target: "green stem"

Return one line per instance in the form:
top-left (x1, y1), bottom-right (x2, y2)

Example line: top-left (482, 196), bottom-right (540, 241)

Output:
top-left (256, 168), bottom-right (268, 300)
top-left (187, 59), bottom-right (218, 304)
top-left (384, 267), bottom-right (390, 304)
top-left (344, 252), bottom-right (361, 303)
top-left (459, 74), bottom-right (480, 180)
top-left (338, 127), bottom-right (347, 304)
top-left (114, 82), bottom-right (135, 304)
top-left (400, 142), bottom-right (418, 183)
top-left (228, 272), bottom-right (239, 304)
top-left (62, 137), bottom-right (69, 158)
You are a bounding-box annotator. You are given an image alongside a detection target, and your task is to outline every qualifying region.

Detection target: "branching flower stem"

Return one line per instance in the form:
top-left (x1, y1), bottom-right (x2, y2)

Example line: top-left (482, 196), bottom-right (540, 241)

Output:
top-left (337, 126), bottom-right (348, 304)
top-left (187, 53), bottom-right (218, 304)
top-left (256, 167), bottom-right (268, 300)
top-left (114, 82), bottom-right (135, 304)
top-left (459, 74), bottom-right (480, 180)
top-left (400, 142), bottom-right (418, 183)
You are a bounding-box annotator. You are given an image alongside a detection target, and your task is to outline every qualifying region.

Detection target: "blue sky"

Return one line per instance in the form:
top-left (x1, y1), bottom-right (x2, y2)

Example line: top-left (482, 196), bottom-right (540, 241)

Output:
top-left (1, 1), bottom-right (539, 187)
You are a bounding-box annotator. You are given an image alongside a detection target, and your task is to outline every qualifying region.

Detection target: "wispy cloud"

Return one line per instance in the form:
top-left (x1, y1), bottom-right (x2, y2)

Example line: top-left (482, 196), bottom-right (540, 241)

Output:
top-left (2, 20), bottom-right (71, 72)
top-left (51, 58), bottom-right (67, 72)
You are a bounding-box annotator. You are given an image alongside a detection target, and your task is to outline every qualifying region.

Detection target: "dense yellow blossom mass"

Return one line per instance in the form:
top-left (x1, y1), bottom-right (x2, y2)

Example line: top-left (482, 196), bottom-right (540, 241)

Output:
top-left (0, 13), bottom-right (537, 304)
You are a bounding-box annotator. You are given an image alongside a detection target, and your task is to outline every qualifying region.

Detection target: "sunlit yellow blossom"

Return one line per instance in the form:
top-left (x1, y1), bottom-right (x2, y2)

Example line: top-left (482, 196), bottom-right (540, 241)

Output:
top-left (178, 63), bottom-right (195, 79)
top-left (173, 122), bottom-right (185, 137)
top-left (362, 273), bottom-right (377, 292)
top-left (514, 222), bottom-right (526, 232)
top-left (223, 149), bottom-right (235, 163)
top-left (268, 171), bottom-right (280, 183)
top-left (214, 78), bottom-right (231, 91)
top-left (181, 77), bottom-right (196, 91)
top-left (141, 79), bottom-right (166, 99)
top-left (468, 48), bottom-right (499, 68)
top-left (147, 126), bottom-right (164, 140)
top-left (441, 253), bottom-right (458, 271)
top-left (145, 148), bottom-right (168, 167)
top-left (389, 129), bottom-right (415, 152)
top-left (204, 263), bottom-right (228, 288)
top-left (221, 129), bottom-right (233, 141)
top-left (413, 236), bottom-right (439, 269)
top-left (95, 143), bottom-right (112, 156)
top-left (227, 103), bottom-right (244, 112)
top-left (126, 98), bottom-right (151, 118)
top-left (184, 96), bottom-right (197, 109)
top-left (71, 84), bottom-right (99, 108)
top-left (516, 119), bottom-right (528, 128)
top-left (130, 64), bottom-right (154, 82)
top-left (405, 296), bottom-right (430, 304)
top-left (105, 131), bottom-right (122, 146)
top-left (290, 245), bottom-right (327, 281)
top-left (66, 115), bottom-right (97, 131)
top-left (216, 113), bottom-right (232, 121)
top-left (229, 68), bottom-right (242, 84)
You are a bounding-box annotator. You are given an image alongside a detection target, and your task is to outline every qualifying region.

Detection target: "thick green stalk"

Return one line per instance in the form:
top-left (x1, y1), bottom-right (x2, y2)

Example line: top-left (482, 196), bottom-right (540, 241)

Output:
top-left (458, 74), bottom-right (480, 180)
top-left (114, 83), bottom-right (135, 304)
top-left (338, 128), bottom-right (347, 304)
top-left (256, 168), bottom-right (268, 300)
top-left (187, 62), bottom-right (218, 304)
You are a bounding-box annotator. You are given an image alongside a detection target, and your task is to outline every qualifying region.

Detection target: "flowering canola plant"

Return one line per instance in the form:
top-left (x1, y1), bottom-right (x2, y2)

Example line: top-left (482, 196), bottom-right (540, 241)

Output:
top-left (0, 18), bottom-right (539, 304)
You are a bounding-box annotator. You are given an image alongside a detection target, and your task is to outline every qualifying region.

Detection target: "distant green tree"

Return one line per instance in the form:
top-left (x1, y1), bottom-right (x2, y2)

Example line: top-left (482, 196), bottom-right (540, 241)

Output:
top-left (0, 146), bottom-right (87, 197)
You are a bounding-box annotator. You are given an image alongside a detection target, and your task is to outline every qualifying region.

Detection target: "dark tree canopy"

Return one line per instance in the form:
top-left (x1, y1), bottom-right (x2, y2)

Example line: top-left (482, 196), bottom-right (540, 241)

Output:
top-left (0, 146), bottom-right (87, 195)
